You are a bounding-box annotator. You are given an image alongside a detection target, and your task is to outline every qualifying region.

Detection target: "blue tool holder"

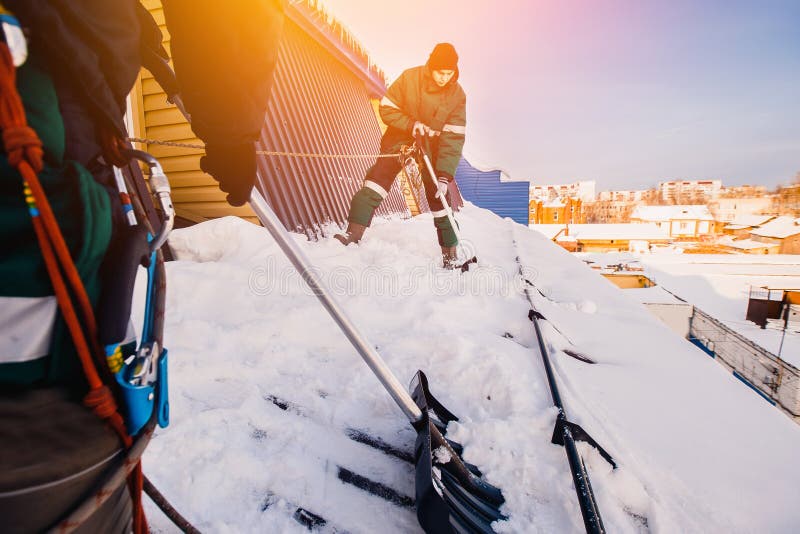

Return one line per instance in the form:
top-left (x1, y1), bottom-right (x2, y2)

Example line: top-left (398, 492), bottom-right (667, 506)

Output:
top-left (116, 350), bottom-right (170, 435)
top-left (115, 243), bottom-right (170, 436)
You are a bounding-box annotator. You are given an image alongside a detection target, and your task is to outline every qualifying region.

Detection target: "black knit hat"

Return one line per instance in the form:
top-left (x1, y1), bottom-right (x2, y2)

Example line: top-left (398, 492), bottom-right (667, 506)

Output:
top-left (427, 43), bottom-right (459, 70)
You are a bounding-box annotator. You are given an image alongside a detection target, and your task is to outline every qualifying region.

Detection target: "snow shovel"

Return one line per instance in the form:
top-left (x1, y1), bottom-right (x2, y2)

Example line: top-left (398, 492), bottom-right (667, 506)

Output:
top-left (249, 190), bottom-right (505, 533)
top-left (414, 133), bottom-right (478, 272)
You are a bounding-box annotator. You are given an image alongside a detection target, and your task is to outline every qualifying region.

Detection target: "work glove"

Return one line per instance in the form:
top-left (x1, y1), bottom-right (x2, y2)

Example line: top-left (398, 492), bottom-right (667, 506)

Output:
top-left (412, 121), bottom-right (438, 137)
top-left (200, 142), bottom-right (257, 206)
top-left (437, 176), bottom-right (451, 201)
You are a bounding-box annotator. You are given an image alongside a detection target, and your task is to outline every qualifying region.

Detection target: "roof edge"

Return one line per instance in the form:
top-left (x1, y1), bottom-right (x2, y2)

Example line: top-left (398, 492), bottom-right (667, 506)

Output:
top-left (287, 1), bottom-right (387, 98)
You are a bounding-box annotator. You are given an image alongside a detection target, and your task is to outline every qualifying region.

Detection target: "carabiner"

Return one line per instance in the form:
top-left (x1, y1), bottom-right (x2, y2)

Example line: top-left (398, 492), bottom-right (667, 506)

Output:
top-left (123, 149), bottom-right (175, 254)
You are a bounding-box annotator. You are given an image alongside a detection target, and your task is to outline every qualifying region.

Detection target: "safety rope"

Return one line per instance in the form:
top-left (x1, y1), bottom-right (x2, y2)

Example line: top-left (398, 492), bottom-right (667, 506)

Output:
top-left (127, 136), bottom-right (401, 159)
top-left (0, 43), bottom-right (147, 534)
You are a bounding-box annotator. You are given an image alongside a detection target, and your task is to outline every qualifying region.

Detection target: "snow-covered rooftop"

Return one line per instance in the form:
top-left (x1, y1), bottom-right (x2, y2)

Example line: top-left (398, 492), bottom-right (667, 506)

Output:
top-left (531, 223), bottom-right (671, 241)
top-left (460, 153), bottom-right (516, 182)
top-left (631, 205), bottom-right (714, 222)
top-left (144, 206), bottom-right (800, 532)
top-left (750, 215), bottom-right (800, 239)
top-left (719, 237), bottom-right (779, 251)
top-left (724, 214), bottom-right (775, 229)
top-left (579, 251), bottom-right (800, 367)
top-left (622, 286), bottom-right (688, 305)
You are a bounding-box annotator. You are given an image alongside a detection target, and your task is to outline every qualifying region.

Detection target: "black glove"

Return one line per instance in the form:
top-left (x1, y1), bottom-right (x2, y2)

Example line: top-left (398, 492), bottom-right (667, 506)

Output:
top-left (200, 142), bottom-right (257, 207)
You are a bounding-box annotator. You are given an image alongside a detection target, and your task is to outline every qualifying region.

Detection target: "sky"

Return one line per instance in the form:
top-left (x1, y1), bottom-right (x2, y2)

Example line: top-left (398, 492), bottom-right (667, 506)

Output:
top-left (320, 0), bottom-right (800, 190)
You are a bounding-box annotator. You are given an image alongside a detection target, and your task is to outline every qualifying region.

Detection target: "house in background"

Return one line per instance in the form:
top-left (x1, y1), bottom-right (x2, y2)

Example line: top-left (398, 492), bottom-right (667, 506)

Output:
top-left (531, 223), bottom-right (672, 253)
top-left (709, 196), bottom-right (772, 224)
top-left (722, 214), bottom-right (776, 237)
top-left (529, 196), bottom-right (584, 224)
top-left (749, 216), bottom-right (800, 254)
top-left (529, 181), bottom-right (589, 224)
top-left (454, 159), bottom-right (530, 225)
top-left (630, 205), bottom-right (715, 239)
top-left (719, 216), bottom-right (800, 254)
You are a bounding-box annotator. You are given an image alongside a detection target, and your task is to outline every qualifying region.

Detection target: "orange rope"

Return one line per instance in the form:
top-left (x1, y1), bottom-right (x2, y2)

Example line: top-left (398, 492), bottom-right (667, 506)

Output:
top-left (0, 43), bottom-right (146, 533)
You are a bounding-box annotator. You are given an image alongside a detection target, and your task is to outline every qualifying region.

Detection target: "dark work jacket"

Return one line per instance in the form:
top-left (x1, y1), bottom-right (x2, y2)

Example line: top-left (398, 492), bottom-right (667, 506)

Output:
top-left (5, 0), bottom-right (284, 147)
top-left (378, 65), bottom-right (467, 179)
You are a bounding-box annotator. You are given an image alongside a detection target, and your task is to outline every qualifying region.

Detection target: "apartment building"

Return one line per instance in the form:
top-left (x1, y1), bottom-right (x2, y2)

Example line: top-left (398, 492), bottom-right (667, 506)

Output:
top-left (659, 180), bottom-right (722, 204)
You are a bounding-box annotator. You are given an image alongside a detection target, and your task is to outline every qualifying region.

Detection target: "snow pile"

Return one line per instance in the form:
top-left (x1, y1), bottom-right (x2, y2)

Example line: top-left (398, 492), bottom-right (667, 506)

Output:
top-left (143, 205), bottom-right (800, 533)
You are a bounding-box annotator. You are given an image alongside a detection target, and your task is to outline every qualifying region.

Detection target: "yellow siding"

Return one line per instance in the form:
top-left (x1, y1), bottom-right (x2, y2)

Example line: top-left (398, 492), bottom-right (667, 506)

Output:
top-left (371, 98), bottom-right (388, 135)
top-left (129, 1), bottom-right (258, 223)
top-left (602, 274), bottom-right (656, 289)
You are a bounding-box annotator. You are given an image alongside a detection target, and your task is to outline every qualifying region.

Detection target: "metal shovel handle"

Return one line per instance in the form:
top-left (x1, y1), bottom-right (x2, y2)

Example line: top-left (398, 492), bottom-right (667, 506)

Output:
top-left (248, 189), bottom-right (424, 423)
top-left (413, 134), bottom-right (466, 253)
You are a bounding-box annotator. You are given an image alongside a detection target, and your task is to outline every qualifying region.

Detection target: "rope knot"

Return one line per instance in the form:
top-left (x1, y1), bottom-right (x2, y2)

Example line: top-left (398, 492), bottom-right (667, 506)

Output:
top-left (3, 125), bottom-right (44, 172)
top-left (84, 385), bottom-right (119, 420)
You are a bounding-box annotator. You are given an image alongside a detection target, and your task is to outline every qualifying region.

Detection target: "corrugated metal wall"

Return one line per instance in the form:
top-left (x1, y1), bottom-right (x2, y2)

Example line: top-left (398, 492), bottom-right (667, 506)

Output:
top-left (131, 1), bottom-right (410, 234)
top-left (454, 159), bottom-right (529, 225)
top-left (256, 10), bottom-right (409, 236)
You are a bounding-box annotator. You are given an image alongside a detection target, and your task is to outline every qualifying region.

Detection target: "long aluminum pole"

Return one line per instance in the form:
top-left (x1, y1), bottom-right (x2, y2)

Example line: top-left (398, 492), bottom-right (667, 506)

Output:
top-left (248, 190), bottom-right (423, 423)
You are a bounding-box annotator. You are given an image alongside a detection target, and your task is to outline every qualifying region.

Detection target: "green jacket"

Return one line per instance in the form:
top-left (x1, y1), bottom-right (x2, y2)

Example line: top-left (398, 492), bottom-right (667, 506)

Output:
top-left (0, 56), bottom-right (111, 390)
top-left (379, 66), bottom-right (466, 179)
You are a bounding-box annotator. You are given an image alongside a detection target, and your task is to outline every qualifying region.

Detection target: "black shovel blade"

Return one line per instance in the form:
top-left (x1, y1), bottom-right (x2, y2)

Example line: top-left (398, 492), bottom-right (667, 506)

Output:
top-left (460, 256), bottom-right (478, 273)
top-left (410, 371), bottom-right (506, 533)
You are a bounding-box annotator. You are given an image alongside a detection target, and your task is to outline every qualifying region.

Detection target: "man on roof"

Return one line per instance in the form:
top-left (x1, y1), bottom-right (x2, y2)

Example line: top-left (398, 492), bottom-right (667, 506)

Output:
top-left (334, 43), bottom-right (467, 269)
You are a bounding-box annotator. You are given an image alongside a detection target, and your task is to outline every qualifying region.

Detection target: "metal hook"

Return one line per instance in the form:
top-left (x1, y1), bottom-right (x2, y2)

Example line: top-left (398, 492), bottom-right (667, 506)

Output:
top-left (123, 149), bottom-right (175, 254)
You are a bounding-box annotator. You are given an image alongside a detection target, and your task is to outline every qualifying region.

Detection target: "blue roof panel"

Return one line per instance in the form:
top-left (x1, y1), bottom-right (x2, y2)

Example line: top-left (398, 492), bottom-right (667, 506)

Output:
top-left (454, 159), bottom-right (529, 225)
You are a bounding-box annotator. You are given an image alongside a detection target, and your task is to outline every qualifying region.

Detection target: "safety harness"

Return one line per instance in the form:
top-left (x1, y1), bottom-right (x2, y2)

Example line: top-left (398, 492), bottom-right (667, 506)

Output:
top-left (0, 29), bottom-right (152, 534)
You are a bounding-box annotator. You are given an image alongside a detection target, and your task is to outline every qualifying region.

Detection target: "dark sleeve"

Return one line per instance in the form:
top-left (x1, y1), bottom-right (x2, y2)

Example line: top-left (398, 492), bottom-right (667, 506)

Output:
top-left (435, 91), bottom-right (466, 178)
top-left (379, 70), bottom-right (415, 132)
top-left (5, 0), bottom-right (142, 138)
top-left (161, 0), bottom-right (285, 145)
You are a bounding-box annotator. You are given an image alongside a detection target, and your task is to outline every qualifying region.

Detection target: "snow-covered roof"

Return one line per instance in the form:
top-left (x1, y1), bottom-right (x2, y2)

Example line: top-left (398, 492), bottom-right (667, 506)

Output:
top-left (631, 205), bottom-right (714, 222)
top-left (725, 214), bottom-right (775, 229)
top-left (531, 223), bottom-right (671, 241)
top-left (721, 238), bottom-right (779, 251)
top-left (529, 224), bottom-right (566, 239)
top-left (151, 209), bottom-right (800, 533)
top-left (750, 216), bottom-right (800, 239)
top-left (624, 286), bottom-right (687, 305)
top-left (461, 153), bottom-right (517, 182)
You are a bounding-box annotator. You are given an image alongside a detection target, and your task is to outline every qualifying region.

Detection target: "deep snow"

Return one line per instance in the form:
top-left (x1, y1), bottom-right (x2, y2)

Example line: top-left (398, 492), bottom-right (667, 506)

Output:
top-left (141, 204), bottom-right (800, 533)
